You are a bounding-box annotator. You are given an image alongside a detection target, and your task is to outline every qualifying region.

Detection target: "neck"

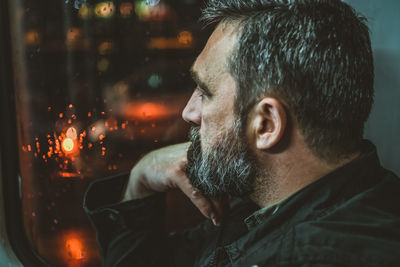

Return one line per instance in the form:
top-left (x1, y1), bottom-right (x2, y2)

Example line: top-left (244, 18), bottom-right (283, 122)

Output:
top-left (249, 140), bottom-right (360, 208)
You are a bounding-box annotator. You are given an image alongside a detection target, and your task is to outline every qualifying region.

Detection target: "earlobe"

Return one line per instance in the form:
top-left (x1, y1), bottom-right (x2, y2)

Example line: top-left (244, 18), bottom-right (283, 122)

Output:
top-left (254, 98), bottom-right (287, 150)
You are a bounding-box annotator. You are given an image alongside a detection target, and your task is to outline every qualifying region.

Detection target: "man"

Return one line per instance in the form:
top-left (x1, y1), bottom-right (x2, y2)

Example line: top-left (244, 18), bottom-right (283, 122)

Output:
top-left (84, 0), bottom-right (400, 266)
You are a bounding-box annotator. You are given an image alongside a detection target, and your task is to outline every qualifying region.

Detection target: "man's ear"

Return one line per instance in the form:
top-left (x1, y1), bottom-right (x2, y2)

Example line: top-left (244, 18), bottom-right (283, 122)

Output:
top-left (250, 97), bottom-right (287, 150)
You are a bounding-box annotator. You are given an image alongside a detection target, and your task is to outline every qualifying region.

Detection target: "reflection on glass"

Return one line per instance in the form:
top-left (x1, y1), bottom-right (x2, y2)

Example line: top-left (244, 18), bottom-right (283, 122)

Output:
top-left (78, 5), bottom-right (91, 19)
top-left (120, 2), bottom-right (134, 18)
top-left (8, 0), bottom-right (205, 265)
top-left (94, 2), bottom-right (115, 18)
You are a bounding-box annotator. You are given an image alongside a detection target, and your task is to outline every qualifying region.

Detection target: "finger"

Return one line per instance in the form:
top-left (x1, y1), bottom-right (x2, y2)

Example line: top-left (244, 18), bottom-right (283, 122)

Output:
top-left (209, 197), bottom-right (229, 225)
top-left (176, 178), bottom-right (217, 222)
top-left (190, 189), bottom-right (218, 222)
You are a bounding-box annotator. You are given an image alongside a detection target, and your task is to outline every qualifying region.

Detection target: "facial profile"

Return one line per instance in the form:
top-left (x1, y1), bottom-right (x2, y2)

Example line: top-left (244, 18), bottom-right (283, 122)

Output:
top-left (182, 21), bottom-right (258, 198)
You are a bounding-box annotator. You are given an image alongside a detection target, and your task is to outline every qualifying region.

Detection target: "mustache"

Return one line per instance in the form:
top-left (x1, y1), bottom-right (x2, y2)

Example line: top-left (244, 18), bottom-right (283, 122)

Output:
top-left (188, 126), bottom-right (200, 146)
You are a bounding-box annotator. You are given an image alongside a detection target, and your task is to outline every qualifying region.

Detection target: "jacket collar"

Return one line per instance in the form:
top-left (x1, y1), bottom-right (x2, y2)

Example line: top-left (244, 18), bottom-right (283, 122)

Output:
top-left (224, 140), bottom-right (382, 262)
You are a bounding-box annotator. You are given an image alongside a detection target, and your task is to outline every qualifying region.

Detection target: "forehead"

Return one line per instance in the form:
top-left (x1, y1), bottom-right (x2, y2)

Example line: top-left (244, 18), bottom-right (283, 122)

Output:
top-left (192, 22), bottom-right (239, 85)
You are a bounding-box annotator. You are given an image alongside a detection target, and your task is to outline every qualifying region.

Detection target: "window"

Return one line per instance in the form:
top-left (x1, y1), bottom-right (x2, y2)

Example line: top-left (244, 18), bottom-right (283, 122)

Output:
top-left (3, 0), bottom-right (208, 265)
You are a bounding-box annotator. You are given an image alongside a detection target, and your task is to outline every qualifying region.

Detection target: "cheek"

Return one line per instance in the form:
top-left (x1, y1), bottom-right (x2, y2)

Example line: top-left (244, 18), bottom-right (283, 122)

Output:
top-left (200, 109), bottom-right (232, 150)
top-left (199, 81), bottom-right (236, 148)
top-left (199, 114), bottom-right (218, 151)
top-left (199, 118), bottom-right (211, 150)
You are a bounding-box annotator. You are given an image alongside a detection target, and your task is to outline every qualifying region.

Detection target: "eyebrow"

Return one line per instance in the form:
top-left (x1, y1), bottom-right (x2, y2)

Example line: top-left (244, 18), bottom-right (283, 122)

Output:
top-left (189, 67), bottom-right (213, 96)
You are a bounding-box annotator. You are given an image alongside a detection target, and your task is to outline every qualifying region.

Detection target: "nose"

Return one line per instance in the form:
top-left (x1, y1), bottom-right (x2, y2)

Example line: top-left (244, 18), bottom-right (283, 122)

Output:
top-left (182, 90), bottom-right (201, 125)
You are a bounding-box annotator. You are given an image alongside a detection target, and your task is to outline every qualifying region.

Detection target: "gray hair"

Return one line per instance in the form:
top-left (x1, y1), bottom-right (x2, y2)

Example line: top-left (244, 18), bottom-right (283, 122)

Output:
top-left (201, 0), bottom-right (374, 162)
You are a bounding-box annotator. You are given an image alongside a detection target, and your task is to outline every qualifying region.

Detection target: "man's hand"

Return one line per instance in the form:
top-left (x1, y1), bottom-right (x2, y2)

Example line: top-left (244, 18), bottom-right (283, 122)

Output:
top-left (123, 142), bottom-right (224, 226)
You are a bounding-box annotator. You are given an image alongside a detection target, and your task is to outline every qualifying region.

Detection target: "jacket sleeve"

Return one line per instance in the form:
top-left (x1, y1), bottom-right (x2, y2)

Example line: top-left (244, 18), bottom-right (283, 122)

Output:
top-left (83, 173), bottom-right (217, 267)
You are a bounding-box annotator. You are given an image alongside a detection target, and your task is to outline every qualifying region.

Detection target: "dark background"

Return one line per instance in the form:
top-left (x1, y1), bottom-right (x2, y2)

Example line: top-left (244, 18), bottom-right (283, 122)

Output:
top-left (0, 0), bottom-right (398, 266)
top-left (346, 0), bottom-right (400, 176)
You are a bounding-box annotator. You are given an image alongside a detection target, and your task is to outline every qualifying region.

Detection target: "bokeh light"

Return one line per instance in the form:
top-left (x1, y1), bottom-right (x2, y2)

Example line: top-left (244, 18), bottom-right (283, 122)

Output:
top-left (66, 27), bottom-right (82, 45)
top-left (146, 0), bottom-right (160, 7)
top-left (148, 74), bottom-right (163, 88)
top-left (25, 30), bottom-right (40, 46)
top-left (78, 4), bottom-right (91, 19)
top-left (94, 2), bottom-right (115, 18)
top-left (65, 238), bottom-right (85, 260)
top-left (98, 41), bottom-right (114, 55)
top-left (135, 0), bottom-right (172, 21)
top-left (62, 138), bottom-right (75, 153)
top-left (120, 2), bottom-right (134, 17)
top-left (178, 31), bottom-right (193, 45)
top-left (97, 58), bottom-right (110, 72)
top-left (66, 127), bottom-right (78, 139)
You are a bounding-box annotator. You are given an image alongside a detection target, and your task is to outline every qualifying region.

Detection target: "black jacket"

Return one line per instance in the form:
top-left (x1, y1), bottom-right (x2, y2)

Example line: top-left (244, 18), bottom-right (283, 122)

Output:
top-left (84, 141), bottom-right (400, 266)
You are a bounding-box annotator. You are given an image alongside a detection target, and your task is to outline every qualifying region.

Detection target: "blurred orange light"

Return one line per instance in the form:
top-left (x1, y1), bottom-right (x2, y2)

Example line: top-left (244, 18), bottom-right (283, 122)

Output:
top-left (138, 103), bottom-right (163, 119)
top-left (59, 171), bottom-right (82, 178)
top-left (124, 102), bottom-right (173, 120)
top-left (178, 31), bottom-right (193, 45)
top-left (148, 37), bottom-right (194, 49)
top-left (65, 237), bottom-right (85, 260)
top-left (67, 27), bottom-right (82, 44)
top-left (61, 127), bottom-right (80, 157)
top-left (25, 30), bottom-right (40, 46)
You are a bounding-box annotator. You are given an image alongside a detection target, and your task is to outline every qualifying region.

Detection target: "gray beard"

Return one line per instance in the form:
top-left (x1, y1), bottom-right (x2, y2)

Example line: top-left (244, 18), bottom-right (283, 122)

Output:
top-left (185, 124), bottom-right (258, 198)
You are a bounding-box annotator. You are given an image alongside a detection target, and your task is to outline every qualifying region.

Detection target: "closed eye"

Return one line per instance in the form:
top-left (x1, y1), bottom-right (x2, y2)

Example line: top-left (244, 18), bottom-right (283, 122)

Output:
top-left (190, 68), bottom-right (213, 99)
top-left (197, 86), bottom-right (211, 98)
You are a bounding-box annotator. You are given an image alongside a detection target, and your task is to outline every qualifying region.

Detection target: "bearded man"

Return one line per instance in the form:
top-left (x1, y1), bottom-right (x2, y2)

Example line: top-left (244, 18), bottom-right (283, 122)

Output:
top-left (84, 0), bottom-right (400, 266)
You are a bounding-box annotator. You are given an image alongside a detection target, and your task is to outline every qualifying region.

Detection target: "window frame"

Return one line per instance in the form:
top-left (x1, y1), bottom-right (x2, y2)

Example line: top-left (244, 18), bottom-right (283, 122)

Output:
top-left (0, 0), bottom-right (51, 265)
top-left (0, 1), bottom-right (210, 265)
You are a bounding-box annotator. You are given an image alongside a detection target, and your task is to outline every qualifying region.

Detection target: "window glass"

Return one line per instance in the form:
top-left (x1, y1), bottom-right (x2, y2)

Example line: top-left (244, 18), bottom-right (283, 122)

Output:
top-left (8, 0), bottom-right (206, 265)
